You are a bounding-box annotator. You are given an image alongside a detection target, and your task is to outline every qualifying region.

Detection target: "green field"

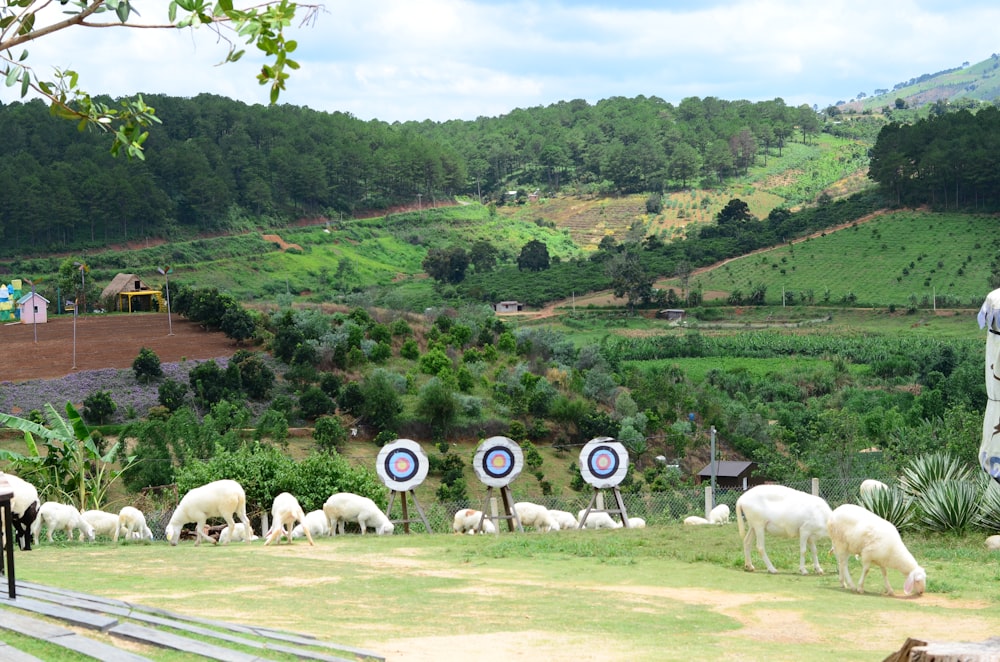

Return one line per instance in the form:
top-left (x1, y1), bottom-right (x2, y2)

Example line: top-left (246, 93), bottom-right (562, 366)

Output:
top-left (7, 524), bottom-right (999, 661)
top-left (689, 211), bottom-right (996, 307)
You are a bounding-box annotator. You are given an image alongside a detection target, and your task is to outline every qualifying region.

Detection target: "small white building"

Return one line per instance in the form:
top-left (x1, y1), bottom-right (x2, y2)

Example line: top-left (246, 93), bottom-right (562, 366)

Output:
top-left (17, 292), bottom-right (49, 324)
top-left (493, 301), bottom-right (524, 313)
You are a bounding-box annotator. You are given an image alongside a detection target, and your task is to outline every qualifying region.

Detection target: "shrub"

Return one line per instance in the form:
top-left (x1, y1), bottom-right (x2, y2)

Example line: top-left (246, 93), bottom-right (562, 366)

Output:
top-left (83, 390), bottom-right (117, 425)
top-left (158, 379), bottom-right (188, 412)
top-left (298, 386), bottom-right (335, 421)
top-left (858, 485), bottom-right (915, 530)
top-left (918, 479), bottom-right (981, 534)
top-left (132, 347), bottom-right (163, 383)
top-left (314, 415), bottom-right (347, 454)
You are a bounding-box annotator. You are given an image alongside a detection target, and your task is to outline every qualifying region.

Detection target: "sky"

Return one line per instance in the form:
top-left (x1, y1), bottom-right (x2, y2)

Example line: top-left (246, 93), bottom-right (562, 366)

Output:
top-left (5, 0), bottom-right (1000, 124)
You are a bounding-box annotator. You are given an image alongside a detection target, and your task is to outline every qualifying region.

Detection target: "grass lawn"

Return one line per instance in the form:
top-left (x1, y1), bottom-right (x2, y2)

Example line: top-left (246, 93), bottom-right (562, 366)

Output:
top-left (8, 523), bottom-right (1000, 661)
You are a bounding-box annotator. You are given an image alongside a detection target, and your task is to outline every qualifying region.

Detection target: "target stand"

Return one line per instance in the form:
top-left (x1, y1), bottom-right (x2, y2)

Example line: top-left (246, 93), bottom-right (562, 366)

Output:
top-left (377, 439), bottom-right (433, 533)
top-left (473, 436), bottom-right (525, 533)
top-left (577, 437), bottom-right (631, 528)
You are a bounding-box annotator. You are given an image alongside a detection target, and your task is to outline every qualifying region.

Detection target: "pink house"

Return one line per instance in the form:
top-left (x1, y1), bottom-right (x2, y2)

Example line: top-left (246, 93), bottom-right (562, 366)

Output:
top-left (17, 292), bottom-right (49, 324)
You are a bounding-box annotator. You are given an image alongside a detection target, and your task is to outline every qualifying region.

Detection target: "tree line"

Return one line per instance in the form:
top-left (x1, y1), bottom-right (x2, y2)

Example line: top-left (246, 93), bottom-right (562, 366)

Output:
top-left (0, 93), bottom-right (837, 256)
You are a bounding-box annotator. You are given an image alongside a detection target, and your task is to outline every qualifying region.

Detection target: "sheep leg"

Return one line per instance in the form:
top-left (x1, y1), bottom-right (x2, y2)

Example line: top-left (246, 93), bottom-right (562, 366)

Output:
top-left (856, 561), bottom-right (871, 594)
top-left (879, 566), bottom-right (895, 596)
top-left (742, 528), bottom-right (757, 571)
top-left (195, 518), bottom-right (216, 546)
top-left (835, 550), bottom-right (856, 590)
top-left (753, 526), bottom-right (779, 574)
top-left (806, 536), bottom-right (824, 575)
top-left (358, 517), bottom-right (368, 535)
top-left (238, 510), bottom-right (253, 544)
top-left (301, 520), bottom-right (316, 546)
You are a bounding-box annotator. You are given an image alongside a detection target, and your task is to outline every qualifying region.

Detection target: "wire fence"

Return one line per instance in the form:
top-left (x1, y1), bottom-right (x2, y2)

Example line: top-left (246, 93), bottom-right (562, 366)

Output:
top-left (134, 477), bottom-right (865, 540)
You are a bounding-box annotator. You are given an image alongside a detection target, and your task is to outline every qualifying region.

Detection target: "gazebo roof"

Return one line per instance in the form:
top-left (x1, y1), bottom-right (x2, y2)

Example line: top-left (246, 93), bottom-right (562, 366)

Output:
top-left (697, 461), bottom-right (756, 478)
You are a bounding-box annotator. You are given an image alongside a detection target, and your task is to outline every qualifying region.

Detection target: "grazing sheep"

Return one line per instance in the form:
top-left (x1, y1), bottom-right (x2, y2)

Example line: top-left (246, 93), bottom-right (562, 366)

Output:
top-left (577, 509), bottom-right (623, 530)
top-left (548, 509), bottom-right (580, 530)
top-left (264, 492), bottom-right (314, 545)
top-left (627, 517), bottom-right (646, 529)
top-left (0, 471), bottom-right (40, 550)
top-left (116, 506), bottom-right (153, 542)
top-left (451, 509), bottom-right (496, 534)
top-left (323, 493), bottom-right (394, 536)
top-left (514, 502), bottom-right (560, 532)
top-left (219, 522), bottom-right (258, 543)
top-left (292, 510), bottom-right (331, 539)
top-left (80, 509), bottom-right (120, 541)
top-left (684, 515), bottom-right (710, 526)
top-left (735, 484), bottom-right (832, 575)
top-left (32, 501), bottom-right (95, 543)
top-left (708, 504), bottom-right (731, 524)
top-left (986, 535), bottom-right (1000, 552)
top-left (827, 503), bottom-right (926, 596)
top-left (860, 479), bottom-right (889, 496)
top-left (164, 479), bottom-right (252, 546)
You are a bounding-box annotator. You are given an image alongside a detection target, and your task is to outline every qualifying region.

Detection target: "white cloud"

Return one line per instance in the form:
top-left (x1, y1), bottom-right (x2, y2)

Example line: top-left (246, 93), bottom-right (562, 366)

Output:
top-left (2, 0), bottom-right (997, 122)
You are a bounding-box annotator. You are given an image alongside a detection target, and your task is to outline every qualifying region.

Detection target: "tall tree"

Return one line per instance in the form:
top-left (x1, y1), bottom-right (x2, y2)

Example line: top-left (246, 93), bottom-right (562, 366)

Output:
top-left (517, 239), bottom-right (550, 272)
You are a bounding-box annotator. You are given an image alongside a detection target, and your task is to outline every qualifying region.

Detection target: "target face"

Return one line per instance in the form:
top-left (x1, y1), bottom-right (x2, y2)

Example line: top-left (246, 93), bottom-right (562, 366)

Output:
top-left (579, 437), bottom-right (629, 488)
top-left (376, 439), bottom-right (429, 492)
top-left (473, 436), bottom-right (524, 487)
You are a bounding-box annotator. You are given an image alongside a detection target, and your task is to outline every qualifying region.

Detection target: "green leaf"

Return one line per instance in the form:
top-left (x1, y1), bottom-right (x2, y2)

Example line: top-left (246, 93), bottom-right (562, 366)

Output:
top-left (116, 0), bottom-right (130, 22)
top-left (5, 66), bottom-right (20, 87)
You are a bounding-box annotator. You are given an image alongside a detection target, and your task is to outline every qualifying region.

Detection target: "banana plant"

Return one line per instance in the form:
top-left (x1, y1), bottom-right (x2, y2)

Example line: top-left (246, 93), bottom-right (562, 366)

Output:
top-left (0, 402), bottom-right (136, 510)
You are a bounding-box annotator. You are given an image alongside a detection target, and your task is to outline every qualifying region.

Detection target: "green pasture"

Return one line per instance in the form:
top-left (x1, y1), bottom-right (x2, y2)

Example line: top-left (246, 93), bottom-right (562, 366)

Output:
top-left (7, 524), bottom-right (999, 661)
top-left (691, 211), bottom-right (996, 308)
top-left (621, 356), bottom-right (867, 384)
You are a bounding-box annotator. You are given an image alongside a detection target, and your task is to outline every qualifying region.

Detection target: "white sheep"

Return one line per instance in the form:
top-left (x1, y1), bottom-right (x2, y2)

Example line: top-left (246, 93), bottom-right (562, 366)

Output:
top-left (683, 515), bottom-right (710, 526)
top-left (0, 471), bottom-right (40, 550)
top-left (627, 517), bottom-right (647, 528)
top-left (827, 503), bottom-right (926, 596)
top-left (514, 501), bottom-right (560, 532)
top-left (323, 492), bottom-right (394, 535)
top-left (219, 522), bottom-right (259, 543)
top-left (548, 509), bottom-right (580, 530)
top-left (735, 484), bottom-right (832, 575)
top-left (116, 506), bottom-right (153, 542)
top-left (986, 534), bottom-right (1000, 552)
top-left (292, 510), bottom-right (331, 539)
top-left (860, 479), bottom-right (889, 496)
top-left (80, 509), bottom-right (120, 541)
top-left (708, 504), bottom-right (731, 524)
top-left (164, 479), bottom-right (252, 546)
top-left (264, 492), bottom-right (314, 545)
top-left (32, 501), bottom-right (95, 543)
top-left (451, 508), bottom-right (496, 534)
top-left (577, 509), bottom-right (623, 530)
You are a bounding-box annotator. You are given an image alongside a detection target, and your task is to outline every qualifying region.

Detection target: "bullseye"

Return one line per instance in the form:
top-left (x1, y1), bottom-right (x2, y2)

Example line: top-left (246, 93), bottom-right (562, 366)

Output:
top-left (473, 436), bottom-right (524, 488)
top-left (579, 437), bottom-right (629, 488)
top-left (376, 439), bottom-right (429, 492)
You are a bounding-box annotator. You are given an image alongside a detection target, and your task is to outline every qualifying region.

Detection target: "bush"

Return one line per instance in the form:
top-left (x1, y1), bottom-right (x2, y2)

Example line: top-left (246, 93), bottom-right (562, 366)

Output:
top-left (314, 415), bottom-right (347, 454)
top-left (133, 347), bottom-right (163, 383)
top-left (158, 379), bottom-right (188, 412)
top-left (858, 485), bottom-right (915, 530)
top-left (83, 390), bottom-right (117, 424)
top-left (298, 386), bottom-right (335, 421)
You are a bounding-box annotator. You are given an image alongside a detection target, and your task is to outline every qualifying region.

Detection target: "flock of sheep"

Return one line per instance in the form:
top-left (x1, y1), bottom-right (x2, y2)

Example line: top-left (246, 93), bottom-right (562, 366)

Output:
top-left (2, 470), bottom-right (927, 596)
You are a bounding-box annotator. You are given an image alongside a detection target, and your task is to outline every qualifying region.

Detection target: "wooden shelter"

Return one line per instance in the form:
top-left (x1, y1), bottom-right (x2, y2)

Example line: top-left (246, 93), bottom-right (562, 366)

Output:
top-left (696, 461), bottom-right (760, 490)
top-left (100, 273), bottom-right (162, 313)
top-left (16, 292), bottom-right (49, 324)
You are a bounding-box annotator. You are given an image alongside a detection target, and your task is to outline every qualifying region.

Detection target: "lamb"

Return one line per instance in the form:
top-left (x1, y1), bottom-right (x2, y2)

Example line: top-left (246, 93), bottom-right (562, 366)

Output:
top-left (627, 517), bottom-right (646, 528)
top-left (323, 492), bottom-right (394, 535)
top-left (708, 504), bottom-right (731, 524)
top-left (683, 515), bottom-right (710, 526)
top-left (32, 501), bottom-right (95, 543)
top-left (219, 522), bottom-right (258, 543)
top-left (735, 484), bottom-right (832, 575)
top-left (513, 501), bottom-right (560, 532)
top-left (116, 506), bottom-right (153, 542)
top-left (827, 503), bottom-right (926, 596)
top-left (164, 479), bottom-right (252, 546)
top-left (264, 492), bottom-right (314, 545)
top-left (860, 479), bottom-right (889, 496)
top-left (0, 471), bottom-right (40, 550)
top-left (548, 509), bottom-right (580, 530)
top-left (577, 509), bottom-right (623, 530)
top-left (292, 510), bottom-right (331, 539)
top-left (79, 509), bottom-right (120, 540)
top-left (451, 508), bottom-right (496, 534)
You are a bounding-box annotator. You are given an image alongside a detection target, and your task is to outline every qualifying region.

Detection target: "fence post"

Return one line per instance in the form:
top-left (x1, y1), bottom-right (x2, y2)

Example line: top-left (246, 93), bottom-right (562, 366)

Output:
top-left (260, 508), bottom-right (269, 538)
top-left (704, 485), bottom-right (713, 519)
top-left (811, 477), bottom-right (819, 497)
top-left (489, 496), bottom-right (499, 532)
top-left (596, 492), bottom-right (605, 510)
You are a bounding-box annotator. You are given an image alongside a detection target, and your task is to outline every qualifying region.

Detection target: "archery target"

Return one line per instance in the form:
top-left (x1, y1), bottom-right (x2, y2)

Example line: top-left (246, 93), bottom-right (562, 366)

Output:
top-left (376, 439), bottom-right (429, 492)
top-left (473, 436), bottom-right (524, 487)
top-left (579, 437), bottom-right (629, 488)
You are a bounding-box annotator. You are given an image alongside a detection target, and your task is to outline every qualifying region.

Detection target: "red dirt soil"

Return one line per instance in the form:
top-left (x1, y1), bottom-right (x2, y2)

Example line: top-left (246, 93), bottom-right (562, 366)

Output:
top-left (0, 314), bottom-right (239, 382)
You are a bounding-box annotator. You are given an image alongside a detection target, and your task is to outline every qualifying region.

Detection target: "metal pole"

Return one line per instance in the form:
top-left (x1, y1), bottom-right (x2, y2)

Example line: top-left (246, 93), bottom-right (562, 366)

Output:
top-left (72, 299), bottom-right (77, 370)
top-left (165, 273), bottom-right (173, 336)
top-left (709, 426), bottom-right (717, 507)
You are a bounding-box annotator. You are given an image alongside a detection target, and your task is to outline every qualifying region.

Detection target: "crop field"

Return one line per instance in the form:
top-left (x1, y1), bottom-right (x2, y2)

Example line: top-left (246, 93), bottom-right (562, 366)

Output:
top-left (7, 523), bottom-right (1000, 661)
top-left (688, 211), bottom-right (996, 307)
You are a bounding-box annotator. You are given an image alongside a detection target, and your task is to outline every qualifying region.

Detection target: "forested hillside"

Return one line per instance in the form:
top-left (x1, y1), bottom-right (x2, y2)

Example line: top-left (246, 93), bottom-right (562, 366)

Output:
top-left (0, 93), bottom-right (873, 257)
